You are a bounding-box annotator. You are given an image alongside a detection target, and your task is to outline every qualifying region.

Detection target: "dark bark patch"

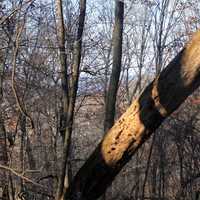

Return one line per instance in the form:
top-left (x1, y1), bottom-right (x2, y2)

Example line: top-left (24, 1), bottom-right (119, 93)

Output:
top-left (115, 129), bottom-right (123, 140)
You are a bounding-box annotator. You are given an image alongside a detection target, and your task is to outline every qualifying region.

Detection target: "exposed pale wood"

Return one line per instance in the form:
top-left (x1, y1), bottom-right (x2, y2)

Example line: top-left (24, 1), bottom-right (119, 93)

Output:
top-left (67, 31), bottom-right (200, 200)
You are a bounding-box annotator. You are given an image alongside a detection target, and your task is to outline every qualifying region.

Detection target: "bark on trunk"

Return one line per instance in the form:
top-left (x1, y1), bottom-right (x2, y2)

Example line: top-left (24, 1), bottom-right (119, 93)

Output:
top-left (55, 0), bottom-right (69, 198)
top-left (55, 0), bottom-right (70, 198)
top-left (0, 51), bottom-right (9, 200)
top-left (56, 0), bottom-right (86, 199)
top-left (61, 1), bottom-right (86, 192)
top-left (104, 0), bottom-right (124, 131)
top-left (102, 2), bottom-right (124, 199)
top-left (66, 31), bottom-right (200, 200)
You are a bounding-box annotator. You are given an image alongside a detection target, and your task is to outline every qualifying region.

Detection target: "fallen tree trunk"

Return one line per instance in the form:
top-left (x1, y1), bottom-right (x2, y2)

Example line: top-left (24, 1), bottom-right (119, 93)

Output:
top-left (66, 31), bottom-right (200, 200)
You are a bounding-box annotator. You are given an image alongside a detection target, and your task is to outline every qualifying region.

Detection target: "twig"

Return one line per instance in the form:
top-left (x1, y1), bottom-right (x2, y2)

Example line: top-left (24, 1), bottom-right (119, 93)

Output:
top-left (0, 164), bottom-right (44, 188)
top-left (11, 11), bottom-right (35, 130)
top-left (0, 0), bottom-right (33, 25)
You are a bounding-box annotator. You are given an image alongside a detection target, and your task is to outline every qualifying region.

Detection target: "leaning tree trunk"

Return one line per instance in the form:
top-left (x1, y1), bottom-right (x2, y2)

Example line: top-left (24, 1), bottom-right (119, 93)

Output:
top-left (66, 31), bottom-right (200, 200)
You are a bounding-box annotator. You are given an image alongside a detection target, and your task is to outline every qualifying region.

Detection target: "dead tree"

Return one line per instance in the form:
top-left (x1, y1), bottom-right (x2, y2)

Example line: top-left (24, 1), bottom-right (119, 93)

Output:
top-left (66, 31), bottom-right (200, 200)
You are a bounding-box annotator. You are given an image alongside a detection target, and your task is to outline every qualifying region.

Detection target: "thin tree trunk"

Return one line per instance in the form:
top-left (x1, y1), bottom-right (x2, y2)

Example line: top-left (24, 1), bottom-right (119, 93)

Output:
top-left (141, 134), bottom-right (156, 199)
top-left (102, 2), bottom-right (124, 199)
top-left (62, 0), bottom-right (86, 194)
top-left (55, 0), bottom-right (69, 141)
top-left (55, 0), bottom-right (86, 199)
top-left (104, 0), bottom-right (124, 132)
top-left (0, 51), bottom-right (9, 200)
top-left (26, 133), bottom-right (36, 170)
top-left (54, 0), bottom-right (70, 198)
top-left (66, 31), bottom-right (200, 200)
top-left (20, 114), bottom-right (25, 190)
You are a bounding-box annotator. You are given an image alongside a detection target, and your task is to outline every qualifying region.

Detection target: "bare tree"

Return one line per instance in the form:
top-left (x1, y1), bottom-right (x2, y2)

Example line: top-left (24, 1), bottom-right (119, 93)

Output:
top-left (67, 31), bottom-right (200, 200)
top-left (104, 0), bottom-right (124, 132)
top-left (0, 50), bottom-right (9, 200)
top-left (55, 0), bottom-right (87, 199)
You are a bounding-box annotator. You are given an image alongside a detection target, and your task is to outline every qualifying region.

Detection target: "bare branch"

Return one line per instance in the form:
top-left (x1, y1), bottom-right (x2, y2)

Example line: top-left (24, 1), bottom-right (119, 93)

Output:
top-left (0, 164), bottom-right (44, 187)
top-left (0, 0), bottom-right (33, 25)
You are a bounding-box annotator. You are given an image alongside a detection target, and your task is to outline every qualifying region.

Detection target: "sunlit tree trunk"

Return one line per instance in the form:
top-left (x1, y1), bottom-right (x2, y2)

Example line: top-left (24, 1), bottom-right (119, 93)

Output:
top-left (66, 31), bottom-right (200, 200)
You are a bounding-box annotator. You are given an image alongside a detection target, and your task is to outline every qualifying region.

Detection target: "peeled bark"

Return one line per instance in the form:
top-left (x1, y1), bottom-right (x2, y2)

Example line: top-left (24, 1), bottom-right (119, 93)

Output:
top-left (67, 31), bottom-right (200, 200)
